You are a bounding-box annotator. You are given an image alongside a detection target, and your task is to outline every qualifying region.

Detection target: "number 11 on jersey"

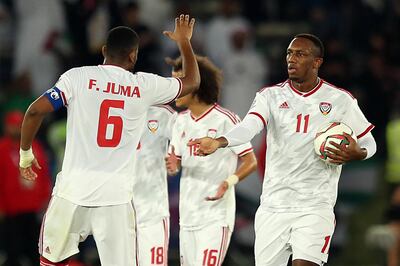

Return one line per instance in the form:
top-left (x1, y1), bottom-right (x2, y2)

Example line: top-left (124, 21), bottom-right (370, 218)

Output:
top-left (296, 113), bottom-right (310, 133)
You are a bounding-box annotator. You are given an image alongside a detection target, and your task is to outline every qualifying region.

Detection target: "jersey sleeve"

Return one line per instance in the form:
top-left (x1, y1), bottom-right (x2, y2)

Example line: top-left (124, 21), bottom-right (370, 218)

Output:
top-left (169, 117), bottom-right (182, 159)
top-left (342, 98), bottom-right (374, 139)
top-left (225, 113), bottom-right (254, 156)
top-left (246, 92), bottom-right (269, 128)
top-left (139, 72), bottom-right (182, 106)
top-left (43, 70), bottom-right (74, 110)
top-left (165, 111), bottom-right (178, 140)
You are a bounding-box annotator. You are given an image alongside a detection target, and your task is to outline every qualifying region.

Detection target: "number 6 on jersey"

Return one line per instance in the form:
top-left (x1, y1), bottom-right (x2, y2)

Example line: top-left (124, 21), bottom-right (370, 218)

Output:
top-left (97, 99), bottom-right (125, 147)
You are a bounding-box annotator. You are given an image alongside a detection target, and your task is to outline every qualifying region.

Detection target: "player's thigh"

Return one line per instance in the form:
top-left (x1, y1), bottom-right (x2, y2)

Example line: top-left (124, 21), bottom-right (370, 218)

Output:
top-left (254, 208), bottom-right (292, 266)
top-left (40, 196), bottom-right (91, 262)
top-left (195, 225), bottom-right (231, 266)
top-left (290, 209), bottom-right (335, 265)
top-left (137, 217), bottom-right (169, 266)
top-left (180, 229), bottom-right (196, 266)
top-left (91, 202), bottom-right (136, 266)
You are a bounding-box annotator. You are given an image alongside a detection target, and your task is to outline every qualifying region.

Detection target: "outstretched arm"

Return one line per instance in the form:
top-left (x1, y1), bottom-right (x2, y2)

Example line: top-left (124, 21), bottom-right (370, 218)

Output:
top-left (20, 96), bottom-right (54, 180)
top-left (206, 151), bottom-right (257, 201)
top-left (188, 114), bottom-right (264, 156)
top-left (163, 14), bottom-right (200, 97)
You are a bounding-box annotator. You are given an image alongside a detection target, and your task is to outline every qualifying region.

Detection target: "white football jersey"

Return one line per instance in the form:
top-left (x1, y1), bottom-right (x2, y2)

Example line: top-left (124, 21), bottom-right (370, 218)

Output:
top-left (170, 104), bottom-right (253, 230)
top-left (133, 105), bottom-right (177, 225)
top-left (248, 78), bottom-right (374, 212)
top-left (50, 65), bottom-right (182, 206)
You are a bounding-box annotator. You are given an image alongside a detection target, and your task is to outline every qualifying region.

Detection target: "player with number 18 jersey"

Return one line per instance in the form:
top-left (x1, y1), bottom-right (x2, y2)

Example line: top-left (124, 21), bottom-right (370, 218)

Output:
top-left (133, 105), bottom-right (177, 266)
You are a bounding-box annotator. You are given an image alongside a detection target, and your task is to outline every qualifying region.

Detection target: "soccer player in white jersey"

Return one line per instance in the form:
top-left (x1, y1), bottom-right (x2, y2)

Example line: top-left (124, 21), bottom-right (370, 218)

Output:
top-left (18, 14), bottom-right (200, 266)
top-left (165, 56), bottom-right (257, 266)
top-left (133, 104), bottom-right (177, 266)
top-left (189, 34), bottom-right (377, 266)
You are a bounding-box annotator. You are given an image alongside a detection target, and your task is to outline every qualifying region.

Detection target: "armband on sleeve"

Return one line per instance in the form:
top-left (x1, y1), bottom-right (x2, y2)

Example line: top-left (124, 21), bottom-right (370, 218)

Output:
top-left (43, 87), bottom-right (66, 110)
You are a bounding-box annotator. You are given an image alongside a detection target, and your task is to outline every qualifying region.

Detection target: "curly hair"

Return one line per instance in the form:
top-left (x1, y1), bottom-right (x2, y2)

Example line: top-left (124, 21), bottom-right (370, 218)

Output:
top-left (166, 55), bottom-right (222, 104)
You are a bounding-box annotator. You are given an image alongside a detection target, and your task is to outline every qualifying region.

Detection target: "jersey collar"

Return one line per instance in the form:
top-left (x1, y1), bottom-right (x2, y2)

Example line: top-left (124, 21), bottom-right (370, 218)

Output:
top-left (288, 78), bottom-right (323, 97)
top-left (190, 104), bottom-right (216, 122)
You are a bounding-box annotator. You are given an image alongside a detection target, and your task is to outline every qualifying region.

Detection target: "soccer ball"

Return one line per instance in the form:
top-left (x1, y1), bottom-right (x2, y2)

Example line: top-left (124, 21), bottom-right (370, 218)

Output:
top-left (314, 122), bottom-right (356, 164)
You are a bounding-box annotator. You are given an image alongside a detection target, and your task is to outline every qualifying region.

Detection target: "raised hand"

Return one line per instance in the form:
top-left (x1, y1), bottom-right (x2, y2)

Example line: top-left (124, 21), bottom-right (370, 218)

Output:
top-left (165, 145), bottom-right (180, 176)
top-left (206, 181), bottom-right (229, 201)
top-left (326, 132), bottom-right (366, 164)
top-left (19, 158), bottom-right (41, 181)
top-left (187, 137), bottom-right (221, 156)
top-left (163, 14), bottom-right (195, 42)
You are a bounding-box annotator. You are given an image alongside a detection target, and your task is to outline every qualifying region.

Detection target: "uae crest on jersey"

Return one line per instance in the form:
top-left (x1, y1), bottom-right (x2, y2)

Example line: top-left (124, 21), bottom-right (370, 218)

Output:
top-left (319, 102), bottom-right (332, 115)
top-left (147, 120), bottom-right (159, 133)
top-left (207, 129), bottom-right (217, 138)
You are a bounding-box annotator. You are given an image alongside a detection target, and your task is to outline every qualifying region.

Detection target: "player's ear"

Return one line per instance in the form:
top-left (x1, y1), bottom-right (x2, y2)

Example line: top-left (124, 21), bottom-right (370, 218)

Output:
top-left (102, 45), bottom-right (107, 58)
top-left (314, 57), bottom-right (323, 69)
top-left (129, 47), bottom-right (138, 65)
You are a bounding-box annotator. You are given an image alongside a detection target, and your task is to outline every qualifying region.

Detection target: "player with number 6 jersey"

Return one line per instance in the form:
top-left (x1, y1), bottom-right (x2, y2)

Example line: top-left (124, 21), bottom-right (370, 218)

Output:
top-left (190, 34), bottom-right (377, 266)
top-left (165, 56), bottom-right (257, 266)
top-left (133, 105), bottom-right (177, 266)
top-left (18, 15), bottom-right (200, 266)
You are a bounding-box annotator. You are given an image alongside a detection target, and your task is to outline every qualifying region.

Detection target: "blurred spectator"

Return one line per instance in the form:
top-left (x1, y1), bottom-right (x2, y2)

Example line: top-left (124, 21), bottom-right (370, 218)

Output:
top-left (366, 91), bottom-right (400, 266)
top-left (220, 24), bottom-right (268, 118)
top-left (47, 119), bottom-right (66, 175)
top-left (136, 0), bottom-right (173, 33)
top-left (0, 0), bottom-right (13, 87)
top-left (0, 110), bottom-right (51, 266)
top-left (12, 0), bottom-right (66, 96)
top-left (120, 1), bottom-right (162, 73)
top-left (204, 0), bottom-right (250, 67)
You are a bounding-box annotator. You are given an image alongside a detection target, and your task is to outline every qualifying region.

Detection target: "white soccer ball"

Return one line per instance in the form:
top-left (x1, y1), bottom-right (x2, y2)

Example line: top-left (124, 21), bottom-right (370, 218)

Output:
top-left (314, 122), bottom-right (356, 164)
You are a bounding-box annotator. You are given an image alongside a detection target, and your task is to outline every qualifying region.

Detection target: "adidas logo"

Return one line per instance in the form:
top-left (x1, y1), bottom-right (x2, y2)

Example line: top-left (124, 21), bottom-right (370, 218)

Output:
top-left (279, 101), bottom-right (289, 109)
top-left (45, 246), bottom-right (51, 254)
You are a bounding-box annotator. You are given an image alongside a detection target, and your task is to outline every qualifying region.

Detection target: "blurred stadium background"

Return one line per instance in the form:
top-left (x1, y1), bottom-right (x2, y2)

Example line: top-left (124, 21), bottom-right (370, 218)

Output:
top-left (0, 0), bottom-right (399, 265)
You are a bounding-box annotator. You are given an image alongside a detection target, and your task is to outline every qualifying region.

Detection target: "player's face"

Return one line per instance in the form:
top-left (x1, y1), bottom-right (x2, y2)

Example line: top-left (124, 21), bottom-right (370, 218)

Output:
top-left (286, 38), bottom-right (321, 83)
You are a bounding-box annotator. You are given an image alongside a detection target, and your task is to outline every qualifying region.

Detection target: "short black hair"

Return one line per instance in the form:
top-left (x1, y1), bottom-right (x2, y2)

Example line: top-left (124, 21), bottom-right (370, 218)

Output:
top-left (167, 55), bottom-right (221, 104)
top-left (295, 33), bottom-right (324, 58)
top-left (105, 26), bottom-right (139, 60)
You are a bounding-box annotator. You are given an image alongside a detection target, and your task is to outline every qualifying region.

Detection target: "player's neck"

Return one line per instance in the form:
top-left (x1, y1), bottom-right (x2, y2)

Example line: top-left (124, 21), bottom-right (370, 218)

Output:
top-left (291, 76), bottom-right (320, 93)
top-left (103, 59), bottom-right (131, 71)
top-left (188, 102), bottom-right (214, 118)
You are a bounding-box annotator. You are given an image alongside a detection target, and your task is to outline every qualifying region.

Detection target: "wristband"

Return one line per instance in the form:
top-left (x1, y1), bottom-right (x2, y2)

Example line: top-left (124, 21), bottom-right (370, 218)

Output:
top-left (19, 148), bottom-right (34, 168)
top-left (225, 174), bottom-right (239, 188)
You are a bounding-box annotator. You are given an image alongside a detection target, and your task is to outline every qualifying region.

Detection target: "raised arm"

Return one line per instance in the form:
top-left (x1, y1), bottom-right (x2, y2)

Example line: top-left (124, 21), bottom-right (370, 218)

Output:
top-left (163, 14), bottom-right (200, 96)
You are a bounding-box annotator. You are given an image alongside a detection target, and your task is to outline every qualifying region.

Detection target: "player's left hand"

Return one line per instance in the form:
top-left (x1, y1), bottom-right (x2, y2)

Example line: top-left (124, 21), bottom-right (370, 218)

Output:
top-left (206, 181), bottom-right (229, 201)
top-left (325, 132), bottom-right (366, 164)
top-left (19, 158), bottom-right (41, 181)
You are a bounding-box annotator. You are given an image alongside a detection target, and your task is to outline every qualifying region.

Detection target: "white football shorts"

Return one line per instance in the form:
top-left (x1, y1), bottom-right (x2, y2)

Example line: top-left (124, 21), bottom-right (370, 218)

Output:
top-left (180, 224), bottom-right (231, 266)
top-left (136, 217), bottom-right (169, 266)
top-left (254, 207), bottom-right (335, 266)
top-left (39, 196), bottom-right (136, 265)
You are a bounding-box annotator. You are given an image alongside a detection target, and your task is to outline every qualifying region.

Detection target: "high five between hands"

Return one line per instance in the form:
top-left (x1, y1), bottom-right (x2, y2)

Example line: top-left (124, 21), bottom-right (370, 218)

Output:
top-left (19, 14), bottom-right (195, 181)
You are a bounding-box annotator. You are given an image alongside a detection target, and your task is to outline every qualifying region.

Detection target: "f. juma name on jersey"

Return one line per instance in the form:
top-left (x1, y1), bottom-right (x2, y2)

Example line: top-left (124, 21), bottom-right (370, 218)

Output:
top-left (88, 79), bottom-right (141, 98)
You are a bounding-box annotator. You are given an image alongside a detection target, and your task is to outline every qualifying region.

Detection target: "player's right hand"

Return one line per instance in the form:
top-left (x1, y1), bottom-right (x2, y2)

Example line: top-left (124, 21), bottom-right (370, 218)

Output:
top-left (187, 137), bottom-right (219, 156)
top-left (163, 14), bottom-right (195, 42)
top-left (165, 146), bottom-right (180, 176)
top-left (19, 158), bottom-right (41, 181)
